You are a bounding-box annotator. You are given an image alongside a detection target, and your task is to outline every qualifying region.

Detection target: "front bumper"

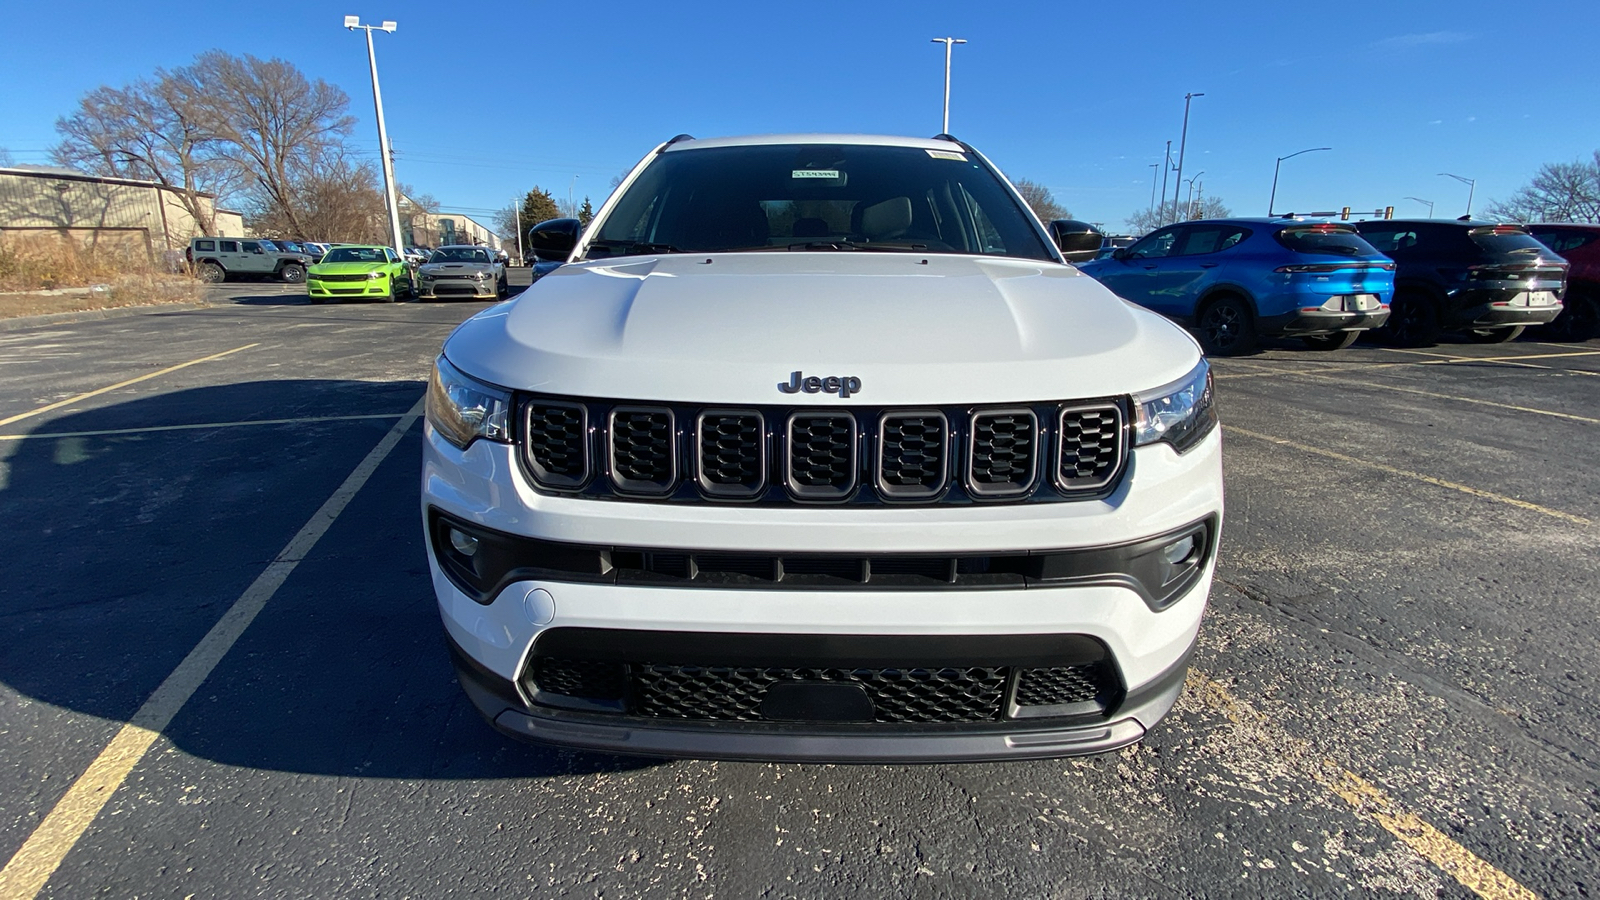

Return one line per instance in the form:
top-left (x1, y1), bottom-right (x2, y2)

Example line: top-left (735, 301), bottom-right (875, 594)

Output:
top-left (417, 277), bottom-right (497, 299)
top-left (424, 424), bottom-right (1223, 761)
top-left (308, 278), bottom-right (392, 299)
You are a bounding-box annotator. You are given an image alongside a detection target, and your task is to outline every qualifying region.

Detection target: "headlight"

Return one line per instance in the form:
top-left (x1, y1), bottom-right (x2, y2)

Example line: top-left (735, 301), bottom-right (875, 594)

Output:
top-left (1133, 359), bottom-right (1216, 453)
top-left (366, 270), bottom-right (386, 280)
top-left (427, 356), bottom-right (512, 449)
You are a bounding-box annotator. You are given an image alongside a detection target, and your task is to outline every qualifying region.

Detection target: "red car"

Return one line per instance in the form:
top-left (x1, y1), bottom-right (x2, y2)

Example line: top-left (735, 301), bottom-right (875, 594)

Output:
top-left (1527, 223), bottom-right (1600, 340)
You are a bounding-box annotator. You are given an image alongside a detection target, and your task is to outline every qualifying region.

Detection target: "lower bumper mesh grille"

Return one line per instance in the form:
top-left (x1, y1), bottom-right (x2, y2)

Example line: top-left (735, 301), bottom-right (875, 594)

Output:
top-left (526, 657), bottom-right (1118, 724)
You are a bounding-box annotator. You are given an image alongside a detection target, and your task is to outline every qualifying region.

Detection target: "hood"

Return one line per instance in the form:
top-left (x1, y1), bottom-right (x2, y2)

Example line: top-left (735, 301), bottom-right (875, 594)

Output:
top-left (443, 253), bottom-right (1202, 405)
top-left (310, 261), bottom-right (388, 275)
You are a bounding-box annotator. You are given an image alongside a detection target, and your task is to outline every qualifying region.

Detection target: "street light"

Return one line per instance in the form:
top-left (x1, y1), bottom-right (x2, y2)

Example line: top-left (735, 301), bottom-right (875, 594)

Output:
top-left (1147, 162), bottom-right (1160, 215)
top-left (930, 37), bottom-right (967, 135)
top-left (1171, 92), bottom-right (1203, 225)
top-left (1438, 173), bottom-right (1476, 217)
top-left (1404, 196), bottom-right (1435, 217)
top-left (1267, 147), bottom-right (1332, 216)
top-left (345, 16), bottom-right (404, 261)
top-left (1183, 171), bottom-right (1205, 220)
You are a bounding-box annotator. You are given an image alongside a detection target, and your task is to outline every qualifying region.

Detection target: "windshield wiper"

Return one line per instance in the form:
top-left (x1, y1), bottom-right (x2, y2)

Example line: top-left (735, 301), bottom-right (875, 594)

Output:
top-left (786, 240), bottom-right (931, 252)
top-left (588, 240), bottom-right (683, 255)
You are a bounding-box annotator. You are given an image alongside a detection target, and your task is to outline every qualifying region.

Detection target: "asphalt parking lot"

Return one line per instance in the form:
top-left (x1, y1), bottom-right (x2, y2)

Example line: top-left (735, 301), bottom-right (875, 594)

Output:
top-left (0, 277), bottom-right (1596, 899)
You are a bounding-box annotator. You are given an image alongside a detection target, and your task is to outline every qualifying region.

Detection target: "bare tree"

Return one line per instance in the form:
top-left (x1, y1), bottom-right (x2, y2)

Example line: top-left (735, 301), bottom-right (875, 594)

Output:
top-left (183, 51), bottom-right (357, 237)
top-left (0, 147), bottom-right (14, 167)
top-left (1012, 178), bottom-right (1071, 222)
top-left (1123, 196), bottom-right (1232, 236)
top-left (1485, 154), bottom-right (1600, 223)
top-left (250, 155), bottom-right (387, 242)
top-left (52, 71), bottom-right (234, 236)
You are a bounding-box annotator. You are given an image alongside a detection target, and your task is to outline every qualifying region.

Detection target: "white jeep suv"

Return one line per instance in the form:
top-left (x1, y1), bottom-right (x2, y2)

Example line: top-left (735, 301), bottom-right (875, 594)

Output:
top-left (422, 133), bottom-right (1222, 761)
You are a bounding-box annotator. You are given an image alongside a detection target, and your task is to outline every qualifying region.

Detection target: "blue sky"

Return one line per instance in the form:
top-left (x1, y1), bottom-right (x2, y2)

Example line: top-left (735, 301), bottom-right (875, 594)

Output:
top-left (4, 0), bottom-right (1598, 231)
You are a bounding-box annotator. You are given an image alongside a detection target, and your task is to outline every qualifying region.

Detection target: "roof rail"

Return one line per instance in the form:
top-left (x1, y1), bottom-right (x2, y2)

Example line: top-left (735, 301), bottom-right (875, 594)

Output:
top-left (932, 133), bottom-right (959, 142)
top-left (663, 133), bottom-right (695, 147)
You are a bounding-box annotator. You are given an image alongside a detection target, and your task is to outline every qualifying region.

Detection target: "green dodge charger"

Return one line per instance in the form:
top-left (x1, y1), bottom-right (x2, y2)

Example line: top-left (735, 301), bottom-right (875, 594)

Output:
top-left (306, 245), bottom-right (413, 303)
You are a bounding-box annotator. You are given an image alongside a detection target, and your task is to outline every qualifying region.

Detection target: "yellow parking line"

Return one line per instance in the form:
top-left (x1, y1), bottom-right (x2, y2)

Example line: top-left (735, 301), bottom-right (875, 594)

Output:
top-left (1189, 672), bottom-right (1539, 900)
top-left (0, 344), bottom-right (260, 429)
top-left (0, 396), bottom-right (425, 900)
top-left (1215, 363), bottom-right (1600, 426)
top-left (0, 413), bottom-right (406, 442)
top-left (1224, 425), bottom-right (1592, 526)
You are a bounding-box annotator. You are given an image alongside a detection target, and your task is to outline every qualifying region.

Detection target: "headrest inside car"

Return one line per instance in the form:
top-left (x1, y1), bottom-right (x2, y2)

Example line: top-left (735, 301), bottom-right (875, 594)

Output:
top-left (861, 197), bottom-right (913, 241)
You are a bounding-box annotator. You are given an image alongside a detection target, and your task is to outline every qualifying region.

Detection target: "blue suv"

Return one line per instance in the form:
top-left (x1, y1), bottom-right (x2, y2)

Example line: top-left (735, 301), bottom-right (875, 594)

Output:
top-left (1076, 219), bottom-right (1395, 354)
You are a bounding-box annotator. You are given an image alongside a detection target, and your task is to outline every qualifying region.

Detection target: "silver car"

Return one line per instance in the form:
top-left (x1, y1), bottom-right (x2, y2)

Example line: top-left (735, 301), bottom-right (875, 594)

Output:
top-left (416, 245), bottom-right (508, 300)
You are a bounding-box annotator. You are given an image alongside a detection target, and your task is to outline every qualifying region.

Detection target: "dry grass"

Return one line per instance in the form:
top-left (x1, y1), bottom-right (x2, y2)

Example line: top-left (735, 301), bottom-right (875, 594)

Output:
top-left (0, 233), bottom-right (202, 319)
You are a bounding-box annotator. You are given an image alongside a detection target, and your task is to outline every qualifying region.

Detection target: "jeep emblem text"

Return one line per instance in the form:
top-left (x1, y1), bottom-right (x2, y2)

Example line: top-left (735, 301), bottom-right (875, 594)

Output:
top-left (778, 371), bottom-right (861, 398)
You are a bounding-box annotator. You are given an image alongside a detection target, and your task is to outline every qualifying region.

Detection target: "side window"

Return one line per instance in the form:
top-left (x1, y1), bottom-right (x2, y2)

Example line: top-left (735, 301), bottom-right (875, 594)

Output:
top-left (195, 240), bottom-right (215, 252)
top-left (385, 249), bottom-right (397, 262)
top-left (242, 241), bottom-right (261, 253)
top-left (1218, 227), bottom-right (1250, 251)
top-left (1128, 227), bottom-right (1180, 259)
top-left (1175, 226), bottom-right (1248, 257)
top-left (220, 241), bottom-right (239, 253)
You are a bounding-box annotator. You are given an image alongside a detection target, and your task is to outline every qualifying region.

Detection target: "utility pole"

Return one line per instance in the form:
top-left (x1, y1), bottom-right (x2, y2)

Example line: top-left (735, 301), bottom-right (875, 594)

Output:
top-left (513, 201), bottom-right (523, 265)
top-left (931, 37), bottom-right (968, 134)
top-left (1170, 92), bottom-right (1204, 226)
top-left (345, 16), bottom-right (404, 260)
top-left (1147, 162), bottom-right (1160, 215)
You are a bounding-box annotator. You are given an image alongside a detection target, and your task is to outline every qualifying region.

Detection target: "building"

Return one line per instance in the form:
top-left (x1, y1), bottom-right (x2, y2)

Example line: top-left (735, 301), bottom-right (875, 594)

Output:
top-left (0, 166), bottom-right (243, 256)
top-left (404, 209), bottom-right (504, 251)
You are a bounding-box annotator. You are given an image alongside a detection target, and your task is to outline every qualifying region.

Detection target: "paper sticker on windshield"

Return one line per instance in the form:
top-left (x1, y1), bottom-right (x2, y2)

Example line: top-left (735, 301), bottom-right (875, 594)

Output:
top-left (792, 169), bottom-right (840, 179)
top-left (926, 150), bottom-right (967, 161)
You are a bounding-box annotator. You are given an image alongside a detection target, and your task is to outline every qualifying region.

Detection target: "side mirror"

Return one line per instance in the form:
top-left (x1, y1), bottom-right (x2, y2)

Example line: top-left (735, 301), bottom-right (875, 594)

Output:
top-left (1112, 247), bottom-right (1130, 261)
top-left (1049, 219), bottom-right (1104, 263)
top-left (528, 217), bottom-right (581, 262)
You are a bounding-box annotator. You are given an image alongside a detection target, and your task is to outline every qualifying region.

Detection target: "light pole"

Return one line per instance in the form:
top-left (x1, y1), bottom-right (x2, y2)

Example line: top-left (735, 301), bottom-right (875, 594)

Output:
top-left (1182, 171), bottom-right (1205, 220)
top-left (1147, 162), bottom-right (1160, 215)
top-left (1438, 173), bottom-right (1476, 216)
top-left (1159, 141), bottom-right (1173, 225)
top-left (1170, 92), bottom-right (1204, 226)
top-left (930, 37), bottom-right (967, 135)
top-left (1404, 196), bottom-right (1434, 217)
top-left (568, 175), bottom-right (579, 219)
top-left (345, 16), bottom-right (404, 260)
top-left (1267, 147), bottom-right (1332, 216)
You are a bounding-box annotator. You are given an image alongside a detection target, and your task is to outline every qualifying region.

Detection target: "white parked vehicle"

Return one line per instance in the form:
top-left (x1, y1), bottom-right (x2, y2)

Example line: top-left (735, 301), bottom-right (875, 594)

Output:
top-left (422, 133), bottom-right (1223, 761)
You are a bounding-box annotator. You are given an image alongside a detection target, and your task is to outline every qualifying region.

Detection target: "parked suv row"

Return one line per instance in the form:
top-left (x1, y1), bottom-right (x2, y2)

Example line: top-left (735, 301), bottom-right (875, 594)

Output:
top-left (1077, 217), bottom-right (1571, 353)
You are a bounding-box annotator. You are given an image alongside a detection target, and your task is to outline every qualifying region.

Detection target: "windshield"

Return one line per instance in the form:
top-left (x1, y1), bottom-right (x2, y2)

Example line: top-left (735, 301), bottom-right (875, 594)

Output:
top-left (588, 143), bottom-right (1054, 261)
top-left (322, 248), bottom-right (388, 264)
top-left (1468, 226), bottom-right (1551, 257)
top-left (1276, 225), bottom-right (1384, 257)
top-left (429, 248), bottom-right (491, 264)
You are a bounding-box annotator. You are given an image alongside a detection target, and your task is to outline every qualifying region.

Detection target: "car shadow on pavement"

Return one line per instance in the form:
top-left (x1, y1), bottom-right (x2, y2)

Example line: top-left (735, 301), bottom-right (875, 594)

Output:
top-left (0, 379), bottom-right (658, 780)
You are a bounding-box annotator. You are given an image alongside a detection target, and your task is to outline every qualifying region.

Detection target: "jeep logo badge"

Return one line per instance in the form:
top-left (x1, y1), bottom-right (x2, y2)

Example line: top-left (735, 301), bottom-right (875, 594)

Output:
top-left (779, 371), bottom-right (861, 398)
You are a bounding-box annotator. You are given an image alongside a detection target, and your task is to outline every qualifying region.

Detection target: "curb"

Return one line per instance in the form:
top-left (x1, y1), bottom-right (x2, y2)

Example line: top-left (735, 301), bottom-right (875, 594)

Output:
top-left (0, 301), bottom-right (219, 333)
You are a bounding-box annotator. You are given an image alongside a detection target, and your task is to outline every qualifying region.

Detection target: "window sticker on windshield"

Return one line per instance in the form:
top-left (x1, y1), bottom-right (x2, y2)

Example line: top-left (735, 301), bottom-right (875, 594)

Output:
top-left (792, 169), bottom-right (841, 179)
top-left (926, 150), bottom-right (967, 161)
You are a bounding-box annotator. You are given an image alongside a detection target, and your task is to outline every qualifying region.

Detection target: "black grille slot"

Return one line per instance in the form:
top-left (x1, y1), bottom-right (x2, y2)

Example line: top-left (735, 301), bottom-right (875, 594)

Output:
top-left (694, 554), bottom-right (778, 582)
top-left (529, 658), bottom-right (627, 700)
top-left (1014, 665), bottom-right (1110, 708)
top-left (696, 410), bottom-right (765, 498)
top-left (609, 407), bottom-right (676, 495)
top-left (877, 412), bottom-right (949, 500)
top-left (967, 409), bottom-right (1039, 497)
top-left (1056, 404), bottom-right (1125, 491)
top-left (522, 401), bottom-right (589, 489)
top-left (868, 557), bottom-right (956, 583)
top-left (782, 557), bottom-right (867, 582)
top-left (631, 664), bottom-right (1009, 723)
top-left (785, 413), bottom-right (858, 500)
